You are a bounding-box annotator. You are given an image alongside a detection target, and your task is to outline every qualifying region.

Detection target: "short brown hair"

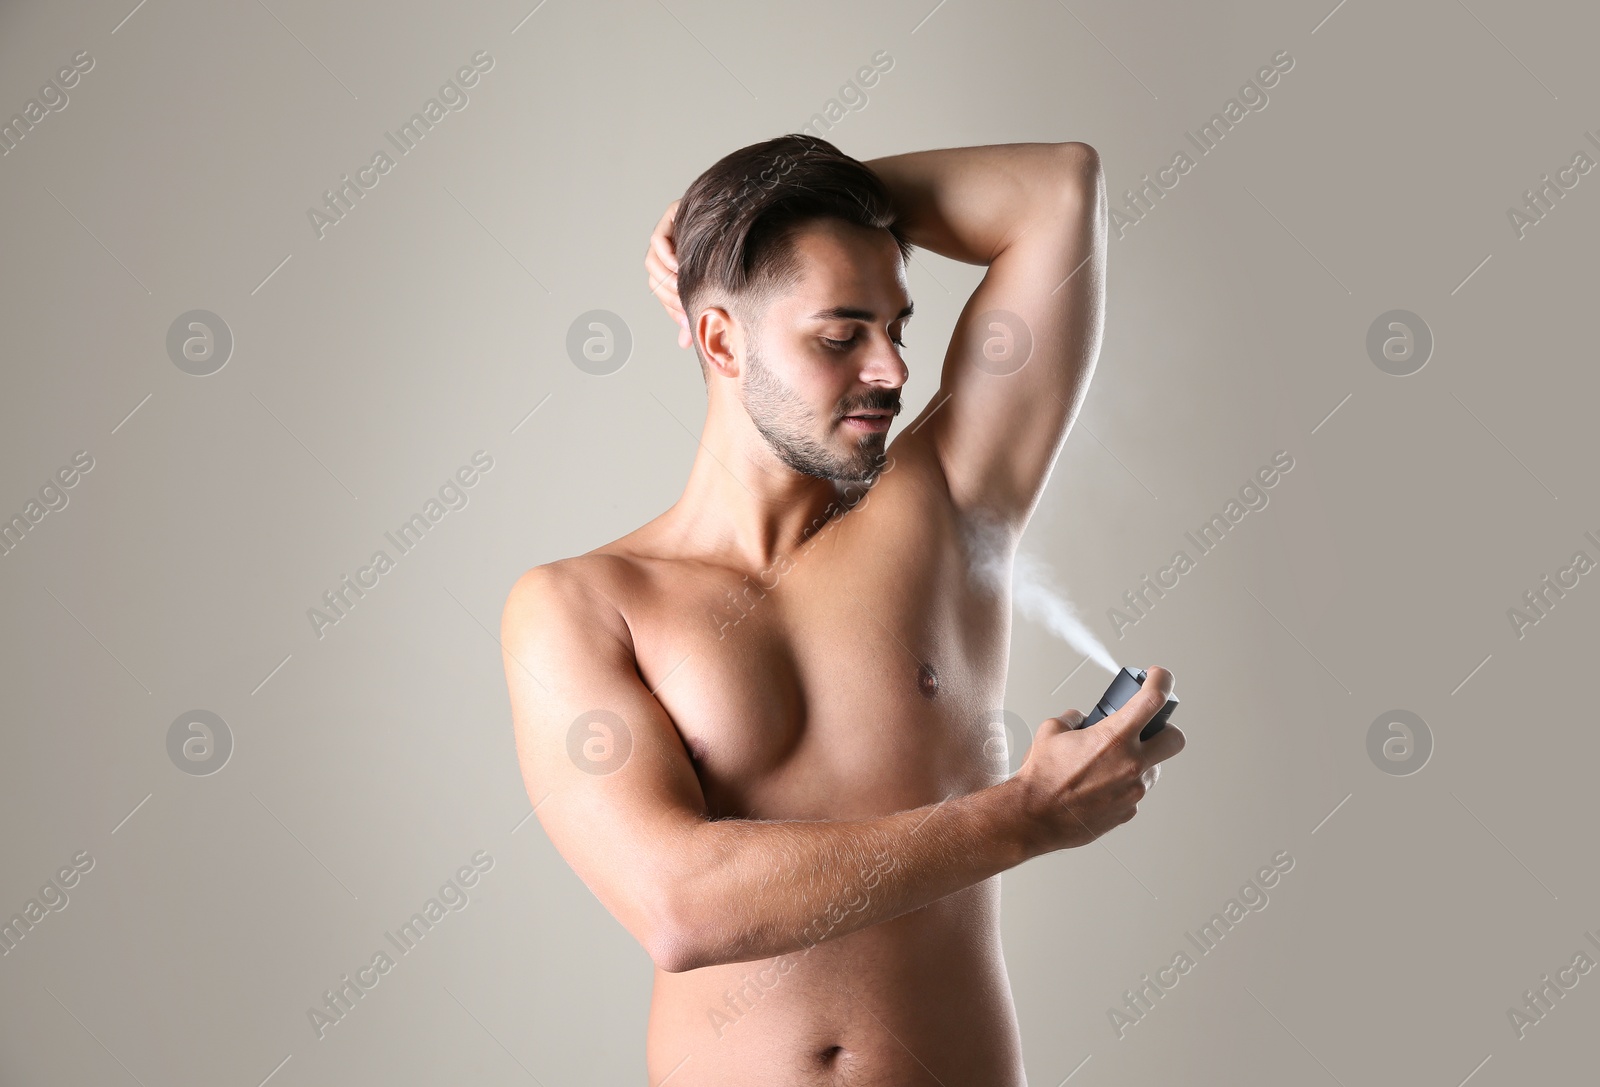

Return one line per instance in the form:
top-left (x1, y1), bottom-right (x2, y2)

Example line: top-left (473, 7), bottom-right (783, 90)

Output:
top-left (673, 134), bottom-right (912, 375)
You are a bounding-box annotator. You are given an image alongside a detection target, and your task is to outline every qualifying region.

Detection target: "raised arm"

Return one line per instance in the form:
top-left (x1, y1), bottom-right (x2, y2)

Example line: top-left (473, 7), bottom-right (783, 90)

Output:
top-left (501, 563), bottom-right (1176, 973)
top-left (865, 142), bottom-right (1106, 528)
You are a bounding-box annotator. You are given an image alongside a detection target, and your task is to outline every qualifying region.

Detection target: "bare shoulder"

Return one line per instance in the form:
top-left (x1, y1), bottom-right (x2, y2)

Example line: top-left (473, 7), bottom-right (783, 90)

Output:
top-left (499, 551), bottom-right (641, 653)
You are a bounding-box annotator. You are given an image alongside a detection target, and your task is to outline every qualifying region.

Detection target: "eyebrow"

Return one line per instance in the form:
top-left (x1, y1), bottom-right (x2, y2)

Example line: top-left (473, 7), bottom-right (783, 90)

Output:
top-left (807, 302), bottom-right (914, 322)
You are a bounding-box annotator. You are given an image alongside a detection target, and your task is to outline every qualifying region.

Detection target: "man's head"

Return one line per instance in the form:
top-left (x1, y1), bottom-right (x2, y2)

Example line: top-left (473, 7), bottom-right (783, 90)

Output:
top-left (673, 134), bottom-right (916, 483)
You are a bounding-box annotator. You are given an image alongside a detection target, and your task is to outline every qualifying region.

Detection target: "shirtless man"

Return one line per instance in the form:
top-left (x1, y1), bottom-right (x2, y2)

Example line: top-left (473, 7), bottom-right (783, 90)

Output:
top-left (501, 134), bottom-right (1186, 1085)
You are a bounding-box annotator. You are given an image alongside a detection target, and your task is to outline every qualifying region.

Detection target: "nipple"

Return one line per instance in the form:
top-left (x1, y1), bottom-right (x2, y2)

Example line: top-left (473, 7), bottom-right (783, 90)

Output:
top-left (917, 662), bottom-right (939, 700)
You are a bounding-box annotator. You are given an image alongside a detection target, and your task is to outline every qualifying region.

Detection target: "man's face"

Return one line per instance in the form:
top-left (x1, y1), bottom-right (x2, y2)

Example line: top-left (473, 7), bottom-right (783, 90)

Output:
top-left (737, 218), bottom-right (913, 483)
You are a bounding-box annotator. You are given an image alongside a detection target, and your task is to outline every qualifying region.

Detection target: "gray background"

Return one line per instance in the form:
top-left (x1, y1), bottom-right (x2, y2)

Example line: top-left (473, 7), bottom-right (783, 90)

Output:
top-left (1, 0), bottom-right (1596, 1083)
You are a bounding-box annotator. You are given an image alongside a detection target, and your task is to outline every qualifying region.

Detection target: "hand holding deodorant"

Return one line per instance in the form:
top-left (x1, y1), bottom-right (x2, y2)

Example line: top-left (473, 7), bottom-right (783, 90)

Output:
top-left (1079, 667), bottom-right (1178, 742)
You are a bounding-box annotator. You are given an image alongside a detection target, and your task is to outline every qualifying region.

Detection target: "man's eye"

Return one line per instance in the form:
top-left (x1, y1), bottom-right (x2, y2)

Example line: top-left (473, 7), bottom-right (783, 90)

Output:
top-left (822, 334), bottom-right (908, 350)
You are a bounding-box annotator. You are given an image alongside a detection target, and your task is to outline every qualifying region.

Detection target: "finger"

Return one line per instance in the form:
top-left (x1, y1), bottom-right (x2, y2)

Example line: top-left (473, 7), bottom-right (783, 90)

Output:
top-left (1038, 709), bottom-right (1084, 738)
top-left (664, 207), bottom-right (681, 269)
top-left (1142, 722), bottom-right (1186, 765)
top-left (648, 271), bottom-right (679, 305)
top-left (644, 246), bottom-right (678, 293)
top-left (653, 202), bottom-right (681, 265)
top-left (651, 230), bottom-right (678, 272)
top-left (653, 200), bottom-right (677, 237)
top-left (645, 262), bottom-right (679, 308)
top-left (1140, 764), bottom-right (1160, 790)
top-left (1108, 666), bottom-right (1174, 743)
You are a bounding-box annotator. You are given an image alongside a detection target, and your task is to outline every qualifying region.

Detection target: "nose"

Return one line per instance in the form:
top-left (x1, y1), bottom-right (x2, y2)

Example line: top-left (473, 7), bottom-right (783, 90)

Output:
top-left (858, 331), bottom-right (908, 389)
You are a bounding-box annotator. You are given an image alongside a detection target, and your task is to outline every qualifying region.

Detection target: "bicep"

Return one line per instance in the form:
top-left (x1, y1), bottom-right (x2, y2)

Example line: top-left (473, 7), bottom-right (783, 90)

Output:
top-left (910, 145), bottom-right (1106, 523)
top-left (500, 567), bottom-right (707, 949)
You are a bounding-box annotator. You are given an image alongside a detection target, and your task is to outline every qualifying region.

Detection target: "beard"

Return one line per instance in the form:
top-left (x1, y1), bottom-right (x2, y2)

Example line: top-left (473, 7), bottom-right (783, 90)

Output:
top-left (740, 340), bottom-right (893, 483)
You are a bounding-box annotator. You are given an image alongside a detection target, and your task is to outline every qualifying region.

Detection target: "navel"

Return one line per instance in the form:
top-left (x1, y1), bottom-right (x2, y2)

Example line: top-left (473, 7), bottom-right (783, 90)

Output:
top-left (917, 661), bottom-right (939, 700)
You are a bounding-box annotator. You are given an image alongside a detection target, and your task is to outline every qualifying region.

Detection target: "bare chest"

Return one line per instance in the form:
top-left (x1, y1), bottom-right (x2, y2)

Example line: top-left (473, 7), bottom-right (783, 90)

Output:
top-left (624, 472), bottom-right (1014, 820)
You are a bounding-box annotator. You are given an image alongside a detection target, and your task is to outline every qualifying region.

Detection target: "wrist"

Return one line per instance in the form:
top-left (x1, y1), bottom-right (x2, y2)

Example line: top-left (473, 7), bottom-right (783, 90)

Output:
top-left (987, 773), bottom-right (1046, 865)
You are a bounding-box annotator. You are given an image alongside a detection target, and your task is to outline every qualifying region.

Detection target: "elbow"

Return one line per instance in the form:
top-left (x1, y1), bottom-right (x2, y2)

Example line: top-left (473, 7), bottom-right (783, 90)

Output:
top-left (639, 821), bottom-right (736, 973)
top-left (641, 875), bottom-right (712, 974)
top-left (648, 930), bottom-right (702, 975)
top-left (644, 887), bottom-right (695, 973)
top-left (1060, 140), bottom-right (1100, 172)
top-left (647, 913), bottom-right (720, 975)
top-left (1056, 142), bottom-right (1102, 203)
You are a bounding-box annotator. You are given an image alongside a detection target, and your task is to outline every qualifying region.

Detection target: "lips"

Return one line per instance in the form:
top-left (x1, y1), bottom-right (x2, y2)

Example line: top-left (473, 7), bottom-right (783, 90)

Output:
top-left (842, 412), bottom-right (892, 432)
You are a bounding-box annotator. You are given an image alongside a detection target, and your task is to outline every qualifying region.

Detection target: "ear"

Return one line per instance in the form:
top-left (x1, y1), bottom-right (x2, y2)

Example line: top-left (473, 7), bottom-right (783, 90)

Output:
top-left (696, 305), bottom-right (743, 379)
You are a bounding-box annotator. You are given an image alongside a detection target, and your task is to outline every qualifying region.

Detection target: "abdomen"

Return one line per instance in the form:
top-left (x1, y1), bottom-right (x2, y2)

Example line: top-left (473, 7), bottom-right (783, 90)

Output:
top-left (645, 879), bottom-right (1025, 1086)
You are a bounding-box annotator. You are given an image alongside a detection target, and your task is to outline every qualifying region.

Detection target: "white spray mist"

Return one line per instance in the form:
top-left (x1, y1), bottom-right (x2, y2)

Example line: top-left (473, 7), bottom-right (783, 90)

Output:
top-left (966, 513), bottom-right (1119, 675)
top-left (1010, 549), bottom-right (1121, 675)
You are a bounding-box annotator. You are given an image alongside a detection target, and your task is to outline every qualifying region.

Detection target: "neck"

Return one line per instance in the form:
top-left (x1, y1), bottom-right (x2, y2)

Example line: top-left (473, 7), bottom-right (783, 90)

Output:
top-left (662, 392), bottom-right (855, 572)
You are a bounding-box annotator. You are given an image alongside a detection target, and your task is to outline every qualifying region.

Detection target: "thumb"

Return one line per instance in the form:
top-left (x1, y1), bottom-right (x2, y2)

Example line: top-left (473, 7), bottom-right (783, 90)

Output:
top-left (1110, 666), bottom-right (1174, 740)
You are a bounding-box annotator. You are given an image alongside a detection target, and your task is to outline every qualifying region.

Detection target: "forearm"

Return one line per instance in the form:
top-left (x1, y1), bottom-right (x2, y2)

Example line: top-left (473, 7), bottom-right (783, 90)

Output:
top-left (864, 142), bottom-right (1089, 266)
top-left (657, 776), bottom-right (1037, 972)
